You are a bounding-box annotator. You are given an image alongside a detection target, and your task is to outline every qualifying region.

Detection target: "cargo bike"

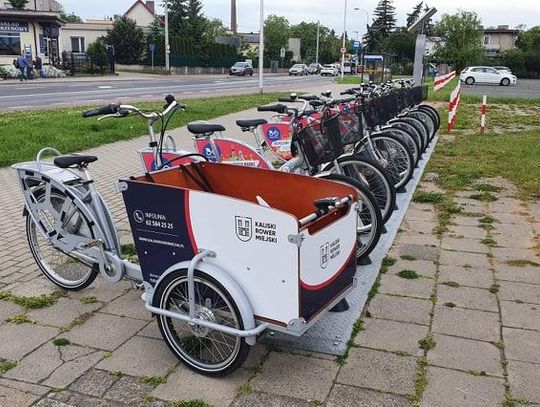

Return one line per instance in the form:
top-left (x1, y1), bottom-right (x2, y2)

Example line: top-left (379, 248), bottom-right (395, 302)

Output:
top-left (12, 98), bottom-right (360, 376)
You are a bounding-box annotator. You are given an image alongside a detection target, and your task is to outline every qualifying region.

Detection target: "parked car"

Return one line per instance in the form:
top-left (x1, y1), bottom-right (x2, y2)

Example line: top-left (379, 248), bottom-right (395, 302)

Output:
top-left (229, 62), bottom-right (253, 76)
top-left (308, 63), bottom-right (322, 75)
top-left (460, 66), bottom-right (517, 86)
top-left (493, 66), bottom-right (512, 74)
top-left (320, 64), bottom-right (338, 76)
top-left (289, 64), bottom-right (309, 76)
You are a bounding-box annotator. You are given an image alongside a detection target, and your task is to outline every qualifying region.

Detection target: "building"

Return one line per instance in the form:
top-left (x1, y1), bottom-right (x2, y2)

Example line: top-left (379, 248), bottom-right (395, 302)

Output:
top-left (60, 20), bottom-right (113, 55)
top-left (0, 0), bottom-right (64, 65)
top-left (61, 1), bottom-right (156, 55)
top-left (0, 0), bottom-right (156, 64)
top-left (483, 25), bottom-right (519, 57)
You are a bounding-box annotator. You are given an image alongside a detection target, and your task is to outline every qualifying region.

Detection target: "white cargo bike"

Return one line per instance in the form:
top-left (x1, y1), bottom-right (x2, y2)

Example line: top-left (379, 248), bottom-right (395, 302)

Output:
top-left (12, 97), bottom-right (360, 376)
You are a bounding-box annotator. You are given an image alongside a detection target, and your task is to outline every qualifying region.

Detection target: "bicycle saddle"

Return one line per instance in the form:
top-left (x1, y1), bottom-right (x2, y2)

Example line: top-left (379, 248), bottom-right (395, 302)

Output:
top-left (235, 119), bottom-right (267, 129)
top-left (187, 123), bottom-right (225, 135)
top-left (54, 155), bottom-right (98, 169)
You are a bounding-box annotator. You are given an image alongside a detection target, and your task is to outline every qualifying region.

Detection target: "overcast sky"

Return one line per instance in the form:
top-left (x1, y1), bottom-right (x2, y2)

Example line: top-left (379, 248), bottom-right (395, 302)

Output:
top-left (61, 0), bottom-right (539, 36)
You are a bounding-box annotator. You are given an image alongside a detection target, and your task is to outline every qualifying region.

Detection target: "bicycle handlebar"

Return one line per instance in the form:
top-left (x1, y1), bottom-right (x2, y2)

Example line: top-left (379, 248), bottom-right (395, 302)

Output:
top-left (82, 104), bottom-right (120, 118)
top-left (257, 104), bottom-right (288, 114)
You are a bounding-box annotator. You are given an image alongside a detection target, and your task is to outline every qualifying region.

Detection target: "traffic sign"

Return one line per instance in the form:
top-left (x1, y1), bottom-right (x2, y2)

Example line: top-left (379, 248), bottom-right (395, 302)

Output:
top-left (352, 41), bottom-right (361, 50)
top-left (280, 47), bottom-right (286, 58)
top-left (340, 47), bottom-right (347, 54)
top-left (149, 43), bottom-right (156, 53)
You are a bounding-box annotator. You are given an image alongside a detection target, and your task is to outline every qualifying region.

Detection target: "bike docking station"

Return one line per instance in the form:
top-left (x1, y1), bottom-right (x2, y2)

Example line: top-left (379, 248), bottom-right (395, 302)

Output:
top-left (263, 133), bottom-right (440, 355)
top-left (11, 89), bottom-right (441, 373)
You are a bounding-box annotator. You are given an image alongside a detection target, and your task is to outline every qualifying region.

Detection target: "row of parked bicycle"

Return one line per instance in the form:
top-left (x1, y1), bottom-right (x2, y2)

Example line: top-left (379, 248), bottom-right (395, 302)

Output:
top-left (12, 79), bottom-right (439, 376)
top-left (132, 79), bottom-right (439, 264)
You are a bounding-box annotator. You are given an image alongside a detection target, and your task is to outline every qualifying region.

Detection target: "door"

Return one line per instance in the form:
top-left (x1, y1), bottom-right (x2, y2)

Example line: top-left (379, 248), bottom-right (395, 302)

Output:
top-left (484, 67), bottom-right (501, 84)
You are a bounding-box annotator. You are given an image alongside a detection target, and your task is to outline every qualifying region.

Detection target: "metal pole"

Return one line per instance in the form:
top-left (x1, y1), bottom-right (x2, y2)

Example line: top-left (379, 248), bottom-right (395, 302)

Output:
top-left (341, 0), bottom-right (347, 80)
top-left (258, 0), bottom-right (264, 94)
top-left (164, 0), bottom-right (170, 74)
top-left (315, 20), bottom-right (320, 64)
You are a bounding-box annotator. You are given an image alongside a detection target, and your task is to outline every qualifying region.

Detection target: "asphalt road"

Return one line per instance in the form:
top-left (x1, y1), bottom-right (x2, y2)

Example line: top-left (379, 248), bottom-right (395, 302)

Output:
top-left (0, 74), bottom-right (333, 110)
top-left (461, 78), bottom-right (540, 99)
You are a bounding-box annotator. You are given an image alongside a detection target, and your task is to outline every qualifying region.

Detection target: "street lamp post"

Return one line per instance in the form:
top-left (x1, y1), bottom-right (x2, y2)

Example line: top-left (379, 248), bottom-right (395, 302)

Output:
top-left (354, 7), bottom-right (370, 83)
top-left (341, 0), bottom-right (348, 80)
top-left (164, 0), bottom-right (170, 74)
top-left (258, 0), bottom-right (264, 94)
top-left (315, 20), bottom-right (320, 65)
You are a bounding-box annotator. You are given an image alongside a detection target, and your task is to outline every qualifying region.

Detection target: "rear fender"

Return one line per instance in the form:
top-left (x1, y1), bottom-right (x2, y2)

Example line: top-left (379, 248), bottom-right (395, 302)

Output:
top-left (149, 260), bottom-right (258, 345)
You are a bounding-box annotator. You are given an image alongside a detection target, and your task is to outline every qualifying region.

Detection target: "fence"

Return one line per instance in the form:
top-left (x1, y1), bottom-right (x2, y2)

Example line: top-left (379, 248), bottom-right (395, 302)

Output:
top-left (61, 51), bottom-right (113, 76)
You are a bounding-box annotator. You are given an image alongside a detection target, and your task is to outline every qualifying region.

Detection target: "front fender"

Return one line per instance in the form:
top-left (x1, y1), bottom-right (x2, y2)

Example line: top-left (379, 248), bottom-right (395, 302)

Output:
top-left (149, 260), bottom-right (258, 345)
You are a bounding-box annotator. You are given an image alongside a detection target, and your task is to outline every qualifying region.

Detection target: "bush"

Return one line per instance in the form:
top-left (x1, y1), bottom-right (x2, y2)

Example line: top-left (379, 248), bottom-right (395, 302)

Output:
top-left (0, 64), bottom-right (66, 79)
top-left (0, 64), bottom-right (19, 79)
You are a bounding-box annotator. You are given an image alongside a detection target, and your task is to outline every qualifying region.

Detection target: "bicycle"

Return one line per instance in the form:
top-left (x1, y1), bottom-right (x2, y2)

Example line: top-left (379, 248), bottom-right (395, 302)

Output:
top-left (12, 98), bottom-right (362, 376)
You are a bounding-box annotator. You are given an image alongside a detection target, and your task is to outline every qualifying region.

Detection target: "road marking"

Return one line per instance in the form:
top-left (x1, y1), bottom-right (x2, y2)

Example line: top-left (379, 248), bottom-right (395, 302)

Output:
top-left (16, 86), bottom-right (46, 90)
top-left (98, 86), bottom-right (112, 89)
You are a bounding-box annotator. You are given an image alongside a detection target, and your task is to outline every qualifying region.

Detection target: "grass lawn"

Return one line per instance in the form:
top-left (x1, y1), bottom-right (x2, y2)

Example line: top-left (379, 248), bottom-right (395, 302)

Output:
top-left (426, 85), bottom-right (540, 200)
top-left (0, 93), bottom-right (286, 168)
top-left (335, 76), bottom-right (368, 85)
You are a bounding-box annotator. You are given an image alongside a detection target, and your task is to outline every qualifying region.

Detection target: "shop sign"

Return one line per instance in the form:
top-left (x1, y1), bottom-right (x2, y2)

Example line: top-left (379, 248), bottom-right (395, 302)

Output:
top-left (0, 21), bottom-right (29, 32)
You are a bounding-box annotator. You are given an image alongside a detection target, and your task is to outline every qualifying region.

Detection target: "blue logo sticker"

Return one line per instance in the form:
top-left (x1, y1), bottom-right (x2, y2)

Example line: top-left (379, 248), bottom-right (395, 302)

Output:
top-left (266, 126), bottom-right (282, 142)
top-left (202, 143), bottom-right (221, 162)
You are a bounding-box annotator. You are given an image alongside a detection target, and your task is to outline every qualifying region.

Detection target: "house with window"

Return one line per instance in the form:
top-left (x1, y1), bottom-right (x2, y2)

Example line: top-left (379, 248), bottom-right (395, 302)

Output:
top-left (483, 25), bottom-right (519, 57)
top-left (0, 0), bottom-right (64, 65)
top-left (59, 0), bottom-right (156, 55)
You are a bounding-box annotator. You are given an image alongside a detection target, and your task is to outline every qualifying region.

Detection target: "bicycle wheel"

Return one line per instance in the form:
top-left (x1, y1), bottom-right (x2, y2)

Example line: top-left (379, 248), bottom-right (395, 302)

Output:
top-left (154, 269), bottom-right (250, 376)
top-left (324, 156), bottom-right (396, 224)
top-left (319, 173), bottom-right (383, 261)
top-left (26, 189), bottom-right (98, 290)
top-left (398, 116), bottom-right (429, 151)
top-left (379, 126), bottom-right (420, 166)
top-left (408, 109), bottom-right (436, 141)
top-left (389, 119), bottom-right (425, 156)
top-left (358, 133), bottom-right (414, 190)
top-left (417, 104), bottom-right (441, 133)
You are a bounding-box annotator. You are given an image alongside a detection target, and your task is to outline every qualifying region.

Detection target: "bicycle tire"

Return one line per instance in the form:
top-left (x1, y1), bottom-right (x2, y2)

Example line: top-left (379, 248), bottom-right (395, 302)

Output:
top-left (323, 155), bottom-right (396, 224)
top-left (318, 173), bottom-right (383, 261)
top-left (397, 116), bottom-right (429, 151)
top-left (357, 133), bottom-right (415, 190)
top-left (417, 104), bottom-right (440, 132)
top-left (26, 188), bottom-right (98, 290)
top-left (378, 125), bottom-right (420, 166)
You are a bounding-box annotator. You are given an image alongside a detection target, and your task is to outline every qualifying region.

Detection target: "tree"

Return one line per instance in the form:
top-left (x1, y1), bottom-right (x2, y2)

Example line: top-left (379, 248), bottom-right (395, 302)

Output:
top-left (264, 15), bottom-right (290, 60)
top-left (59, 8), bottom-right (83, 23)
top-left (363, 0), bottom-right (396, 51)
top-left (204, 18), bottom-right (228, 43)
top-left (105, 16), bottom-right (145, 64)
top-left (406, 2), bottom-right (423, 28)
top-left (8, 0), bottom-right (27, 9)
top-left (516, 26), bottom-right (540, 53)
top-left (434, 11), bottom-right (484, 71)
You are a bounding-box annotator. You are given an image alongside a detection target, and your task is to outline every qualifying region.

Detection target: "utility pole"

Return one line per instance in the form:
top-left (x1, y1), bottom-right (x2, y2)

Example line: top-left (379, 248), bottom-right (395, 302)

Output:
top-left (341, 0), bottom-right (348, 80)
top-left (258, 0), bottom-right (264, 94)
top-left (231, 0), bottom-right (238, 35)
top-left (315, 20), bottom-right (320, 64)
top-left (164, 0), bottom-right (170, 73)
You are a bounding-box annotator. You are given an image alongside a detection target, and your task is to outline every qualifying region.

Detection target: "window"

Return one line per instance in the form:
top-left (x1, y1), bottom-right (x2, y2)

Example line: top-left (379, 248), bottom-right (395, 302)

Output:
top-left (70, 36), bottom-right (85, 53)
top-left (484, 35), bottom-right (490, 45)
top-left (0, 32), bottom-right (21, 55)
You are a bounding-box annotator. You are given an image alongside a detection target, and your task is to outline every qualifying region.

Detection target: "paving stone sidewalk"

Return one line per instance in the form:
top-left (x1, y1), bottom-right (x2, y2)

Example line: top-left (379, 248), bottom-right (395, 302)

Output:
top-left (0, 99), bottom-right (539, 406)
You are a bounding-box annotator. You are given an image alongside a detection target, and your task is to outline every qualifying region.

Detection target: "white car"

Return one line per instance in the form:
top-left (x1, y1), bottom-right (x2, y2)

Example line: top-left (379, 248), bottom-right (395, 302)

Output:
top-left (320, 64), bottom-right (338, 76)
top-left (460, 66), bottom-right (517, 86)
top-left (289, 64), bottom-right (308, 76)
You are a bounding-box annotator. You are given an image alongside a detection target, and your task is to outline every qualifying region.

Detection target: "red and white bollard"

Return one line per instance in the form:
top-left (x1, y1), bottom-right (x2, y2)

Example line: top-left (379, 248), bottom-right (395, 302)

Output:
top-left (480, 95), bottom-right (488, 134)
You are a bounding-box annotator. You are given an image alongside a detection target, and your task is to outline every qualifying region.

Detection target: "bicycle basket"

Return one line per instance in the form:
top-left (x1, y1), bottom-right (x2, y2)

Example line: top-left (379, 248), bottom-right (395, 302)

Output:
top-left (378, 93), bottom-right (399, 123)
top-left (297, 114), bottom-right (344, 167)
top-left (422, 85), bottom-right (429, 101)
top-left (338, 106), bottom-right (363, 146)
top-left (411, 86), bottom-right (424, 105)
top-left (360, 98), bottom-right (381, 128)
